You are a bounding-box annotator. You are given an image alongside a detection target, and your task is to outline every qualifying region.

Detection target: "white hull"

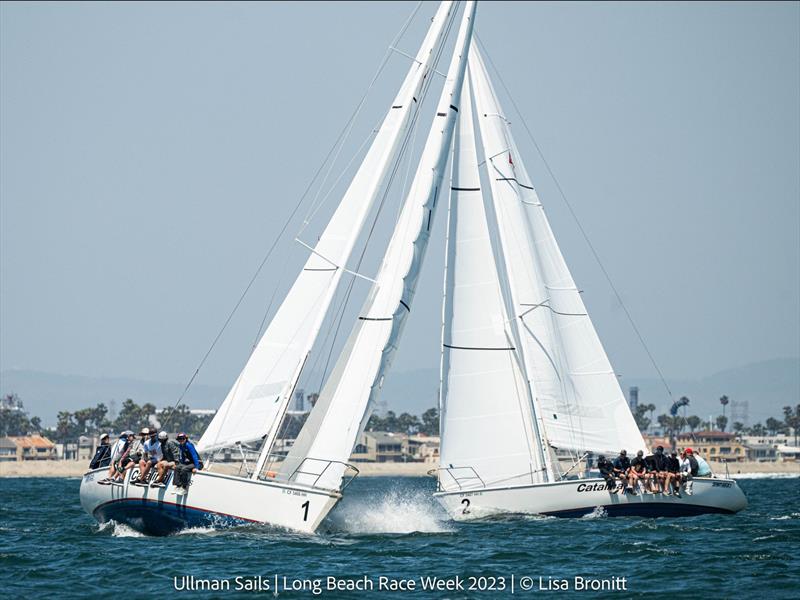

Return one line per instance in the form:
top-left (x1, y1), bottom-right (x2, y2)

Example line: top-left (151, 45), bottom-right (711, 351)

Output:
top-left (434, 477), bottom-right (747, 520)
top-left (79, 467), bottom-right (340, 535)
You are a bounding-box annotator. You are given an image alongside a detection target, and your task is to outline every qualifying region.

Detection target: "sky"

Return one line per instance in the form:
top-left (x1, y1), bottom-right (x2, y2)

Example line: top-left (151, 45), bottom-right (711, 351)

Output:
top-left (2, 1), bottom-right (798, 403)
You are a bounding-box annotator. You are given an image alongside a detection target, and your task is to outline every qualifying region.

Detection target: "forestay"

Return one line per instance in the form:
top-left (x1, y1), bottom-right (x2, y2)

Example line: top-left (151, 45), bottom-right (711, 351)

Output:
top-left (281, 1), bottom-right (478, 491)
top-left (197, 2), bottom-right (457, 454)
top-left (438, 77), bottom-right (546, 492)
top-left (469, 45), bottom-right (645, 456)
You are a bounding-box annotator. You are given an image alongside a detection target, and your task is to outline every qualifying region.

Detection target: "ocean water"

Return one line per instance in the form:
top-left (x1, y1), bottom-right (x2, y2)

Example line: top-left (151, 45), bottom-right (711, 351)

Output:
top-left (1, 476), bottom-right (798, 598)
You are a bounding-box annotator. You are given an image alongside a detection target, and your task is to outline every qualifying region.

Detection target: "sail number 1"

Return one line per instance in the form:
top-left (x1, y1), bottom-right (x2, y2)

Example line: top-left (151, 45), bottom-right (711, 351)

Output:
top-left (301, 500), bottom-right (310, 521)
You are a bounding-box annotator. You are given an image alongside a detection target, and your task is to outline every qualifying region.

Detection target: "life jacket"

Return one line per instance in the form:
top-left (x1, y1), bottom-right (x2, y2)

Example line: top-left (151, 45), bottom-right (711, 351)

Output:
top-left (89, 444), bottom-right (111, 469)
top-left (688, 455), bottom-right (699, 476)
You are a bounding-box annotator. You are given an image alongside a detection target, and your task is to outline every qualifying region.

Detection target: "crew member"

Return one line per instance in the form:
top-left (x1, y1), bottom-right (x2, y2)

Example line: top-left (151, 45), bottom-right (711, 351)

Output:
top-left (151, 431), bottom-right (180, 488)
top-left (612, 450), bottom-right (631, 494)
top-left (172, 433), bottom-right (203, 496)
top-left (89, 433), bottom-right (112, 469)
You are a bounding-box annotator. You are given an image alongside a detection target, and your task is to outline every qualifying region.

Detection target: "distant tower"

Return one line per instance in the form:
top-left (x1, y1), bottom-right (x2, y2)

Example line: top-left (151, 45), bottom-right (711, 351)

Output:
top-left (628, 386), bottom-right (639, 410)
top-left (307, 393), bottom-right (319, 408)
top-left (731, 400), bottom-right (749, 427)
top-left (294, 389), bottom-right (305, 411)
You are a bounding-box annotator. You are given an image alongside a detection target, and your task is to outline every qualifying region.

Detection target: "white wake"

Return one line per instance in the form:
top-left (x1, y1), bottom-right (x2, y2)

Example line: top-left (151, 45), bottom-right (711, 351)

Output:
top-left (327, 489), bottom-right (455, 534)
top-left (728, 472), bottom-right (800, 480)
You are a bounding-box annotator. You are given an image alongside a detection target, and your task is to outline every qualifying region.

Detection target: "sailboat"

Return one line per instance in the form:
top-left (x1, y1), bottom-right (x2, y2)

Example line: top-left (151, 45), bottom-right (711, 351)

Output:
top-left (433, 41), bottom-right (747, 519)
top-left (79, 0), bottom-right (477, 535)
top-left (79, 1), bottom-right (745, 535)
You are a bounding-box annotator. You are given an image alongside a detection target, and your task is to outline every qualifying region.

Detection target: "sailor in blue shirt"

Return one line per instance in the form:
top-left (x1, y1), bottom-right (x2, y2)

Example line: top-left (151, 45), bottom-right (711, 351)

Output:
top-left (172, 433), bottom-right (203, 496)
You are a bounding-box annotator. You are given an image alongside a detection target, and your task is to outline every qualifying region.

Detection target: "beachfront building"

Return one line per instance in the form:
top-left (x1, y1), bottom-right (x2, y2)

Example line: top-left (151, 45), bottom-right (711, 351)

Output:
top-left (0, 437), bottom-right (18, 462)
top-left (675, 430), bottom-right (746, 463)
top-left (739, 434), bottom-right (799, 462)
top-left (350, 432), bottom-right (441, 463)
top-left (0, 435), bottom-right (57, 461)
top-left (407, 434), bottom-right (440, 464)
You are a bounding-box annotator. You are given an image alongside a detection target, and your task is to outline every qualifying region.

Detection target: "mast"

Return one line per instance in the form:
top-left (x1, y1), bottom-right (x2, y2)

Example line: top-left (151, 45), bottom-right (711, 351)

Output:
top-left (282, 0), bottom-right (478, 491)
top-left (195, 1), bottom-right (456, 461)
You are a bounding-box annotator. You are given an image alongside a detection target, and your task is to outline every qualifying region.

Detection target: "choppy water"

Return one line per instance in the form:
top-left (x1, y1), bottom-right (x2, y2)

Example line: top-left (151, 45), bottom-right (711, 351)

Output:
top-left (1, 476), bottom-right (798, 598)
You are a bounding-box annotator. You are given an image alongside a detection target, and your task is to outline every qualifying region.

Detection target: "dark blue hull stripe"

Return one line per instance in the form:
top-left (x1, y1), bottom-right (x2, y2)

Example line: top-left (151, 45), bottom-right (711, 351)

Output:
top-left (93, 497), bottom-right (254, 536)
top-left (541, 502), bottom-right (735, 519)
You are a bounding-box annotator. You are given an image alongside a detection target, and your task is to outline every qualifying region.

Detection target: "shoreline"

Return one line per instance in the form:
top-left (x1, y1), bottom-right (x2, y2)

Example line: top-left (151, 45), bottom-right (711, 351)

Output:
top-left (1, 459), bottom-right (798, 479)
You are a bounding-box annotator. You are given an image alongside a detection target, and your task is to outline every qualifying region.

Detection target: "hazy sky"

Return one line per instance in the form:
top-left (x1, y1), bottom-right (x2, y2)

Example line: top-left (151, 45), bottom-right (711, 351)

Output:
top-left (2, 1), bottom-right (798, 399)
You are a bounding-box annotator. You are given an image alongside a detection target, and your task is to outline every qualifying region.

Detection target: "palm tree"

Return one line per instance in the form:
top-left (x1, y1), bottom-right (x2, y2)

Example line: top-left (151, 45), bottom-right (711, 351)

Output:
top-left (686, 415), bottom-right (702, 433)
top-left (720, 395), bottom-right (729, 421)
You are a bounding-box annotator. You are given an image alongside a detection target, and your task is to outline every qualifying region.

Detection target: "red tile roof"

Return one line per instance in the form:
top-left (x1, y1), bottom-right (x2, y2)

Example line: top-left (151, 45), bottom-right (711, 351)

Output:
top-left (9, 435), bottom-right (55, 449)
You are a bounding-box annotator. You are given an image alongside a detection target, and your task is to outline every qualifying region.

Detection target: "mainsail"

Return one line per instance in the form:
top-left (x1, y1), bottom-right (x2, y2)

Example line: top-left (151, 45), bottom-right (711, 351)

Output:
top-left (438, 77), bottom-right (546, 492)
top-left (469, 45), bottom-right (646, 456)
top-left (281, 0), bottom-right (477, 490)
top-left (197, 1), bottom-right (457, 454)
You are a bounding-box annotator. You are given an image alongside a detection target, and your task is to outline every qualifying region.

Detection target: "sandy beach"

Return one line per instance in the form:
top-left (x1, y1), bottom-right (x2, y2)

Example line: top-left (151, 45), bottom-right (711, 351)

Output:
top-left (1, 459), bottom-right (797, 479)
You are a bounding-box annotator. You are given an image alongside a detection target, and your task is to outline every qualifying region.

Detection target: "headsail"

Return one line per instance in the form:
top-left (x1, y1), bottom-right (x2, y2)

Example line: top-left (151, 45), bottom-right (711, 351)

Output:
top-left (438, 76), bottom-right (546, 492)
top-left (197, 2), bottom-right (458, 454)
top-left (469, 45), bottom-right (645, 456)
top-left (281, 1), bottom-right (478, 490)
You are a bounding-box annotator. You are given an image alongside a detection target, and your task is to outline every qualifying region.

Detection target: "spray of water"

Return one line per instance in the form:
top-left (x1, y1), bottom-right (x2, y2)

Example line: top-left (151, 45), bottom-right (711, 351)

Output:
top-left (109, 522), bottom-right (145, 538)
top-left (581, 506), bottom-right (608, 519)
top-left (327, 488), bottom-right (455, 535)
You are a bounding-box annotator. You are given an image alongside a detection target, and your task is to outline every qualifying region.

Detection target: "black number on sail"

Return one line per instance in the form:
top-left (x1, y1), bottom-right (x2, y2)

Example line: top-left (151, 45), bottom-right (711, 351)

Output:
top-left (301, 500), bottom-right (310, 521)
top-left (461, 498), bottom-right (470, 514)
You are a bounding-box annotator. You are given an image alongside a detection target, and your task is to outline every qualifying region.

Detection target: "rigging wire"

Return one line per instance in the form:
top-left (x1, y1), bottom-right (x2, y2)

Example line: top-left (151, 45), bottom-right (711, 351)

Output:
top-left (160, 2), bottom-right (426, 430)
top-left (298, 0), bottom-right (425, 235)
top-left (474, 33), bottom-right (674, 402)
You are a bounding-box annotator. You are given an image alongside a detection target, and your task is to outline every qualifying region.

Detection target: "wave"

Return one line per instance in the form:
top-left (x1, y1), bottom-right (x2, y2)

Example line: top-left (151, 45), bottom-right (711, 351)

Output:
top-left (728, 472), bottom-right (800, 480)
top-left (769, 513), bottom-right (800, 521)
top-left (109, 522), bottom-right (145, 538)
top-left (327, 489), bottom-right (455, 535)
top-left (175, 526), bottom-right (218, 536)
top-left (581, 506), bottom-right (607, 519)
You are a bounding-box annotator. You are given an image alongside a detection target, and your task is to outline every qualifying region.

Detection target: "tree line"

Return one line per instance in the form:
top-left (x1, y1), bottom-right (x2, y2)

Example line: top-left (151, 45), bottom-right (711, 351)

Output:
top-left (3, 392), bottom-right (797, 447)
top-left (0, 394), bottom-right (442, 441)
top-left (631, 396), bottom-right (800, 446)
top-left (366, 408), bottom-right (439, 436)
top-left (0, 394), bottom-right (213, 442)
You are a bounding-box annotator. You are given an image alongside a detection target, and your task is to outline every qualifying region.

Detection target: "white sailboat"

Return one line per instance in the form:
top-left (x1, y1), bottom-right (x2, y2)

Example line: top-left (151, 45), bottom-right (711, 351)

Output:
top-left (80, 0), bottom-right (477, 535)
top-left (433, 43), bottom-right (747, 519)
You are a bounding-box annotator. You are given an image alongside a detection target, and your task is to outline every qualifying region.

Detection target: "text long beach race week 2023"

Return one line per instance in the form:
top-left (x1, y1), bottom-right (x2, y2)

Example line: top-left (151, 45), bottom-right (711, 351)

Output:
top-left (172, 574), bottom-right (630, 594)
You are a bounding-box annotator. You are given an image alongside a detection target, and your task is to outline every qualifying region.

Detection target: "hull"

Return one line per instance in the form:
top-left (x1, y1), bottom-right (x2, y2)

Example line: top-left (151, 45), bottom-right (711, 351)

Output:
top-left (79, 467), bottom-right (340, 535)
top-left (434, 477), bottom-right (747, 520)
